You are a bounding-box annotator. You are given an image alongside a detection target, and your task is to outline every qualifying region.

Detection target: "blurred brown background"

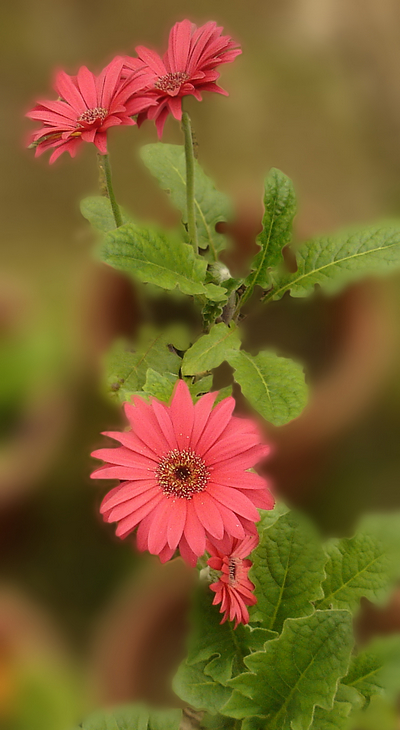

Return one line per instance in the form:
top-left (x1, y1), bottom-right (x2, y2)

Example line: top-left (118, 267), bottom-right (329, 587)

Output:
top-left (3, 0), bottom-right (400, 726)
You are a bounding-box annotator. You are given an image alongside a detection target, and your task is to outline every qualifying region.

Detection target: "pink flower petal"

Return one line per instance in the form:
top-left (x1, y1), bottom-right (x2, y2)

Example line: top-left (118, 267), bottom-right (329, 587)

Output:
top-left (169, 380), bottom-right (194, 449)
top-left (77, 66), bottom-right (97, 108)
top-left (100, 479), bottom-right (156, 513)
top-left (54, 69), bottom-right (84, 111)
top-left (136, 46), bottom-right (167, 76)
top-left (115, 492), bottom-right (164, 539)
top-left (147, 499), bottom-right (171, 554)
top-left (190, 391), bottom-right (218, 448)
top-left (193, 492), bottom-right (224, 540)
top-left (178, 534), bottom-right (198, 567)
top-left (167, 498), bottom-right (187, 550)
top-left (184, 503), bottom-right (206, 556)
top-left (196, 397), bottom-right (236, 457)
top-left (167, 19), bottom-right (193, 73)
top-left (207, 484), bottom-right (260, 522)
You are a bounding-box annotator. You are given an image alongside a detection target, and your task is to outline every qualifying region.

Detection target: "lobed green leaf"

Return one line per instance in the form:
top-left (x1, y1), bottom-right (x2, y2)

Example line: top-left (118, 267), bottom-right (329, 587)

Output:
top-left (226, 350), bottom-right (307, 426)
top-left (140, 143), bottom-right (232, 259)
top-left (80, 196), bottom-right (130, 232)
top-left (250, 508), bottom-right (328, 632)
top-left (317, 513), bottom-right (400, 612)
top-left (224, 611), bottom-right (354, 730)
top-left (173, 661), bottom-right (232, 714)
top-left (267, 223), bottom-right (400, 301)
top-left (100, 222), bottom-right (225, 300)
top-left (181, 323), bottom-right (241, 376)
top-left (245, 168), bottom-right (296, 292)
top-left (104, 325), bottom-right (188, 402)
top-left (342, 635), bottom-right (400, 703)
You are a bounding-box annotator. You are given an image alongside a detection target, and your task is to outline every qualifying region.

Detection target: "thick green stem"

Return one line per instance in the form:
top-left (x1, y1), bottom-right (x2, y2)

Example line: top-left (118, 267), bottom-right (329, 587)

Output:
top-left (181, 111), bottom-right (198, 253)
top-left (97, 153), bottom-right (123, 228)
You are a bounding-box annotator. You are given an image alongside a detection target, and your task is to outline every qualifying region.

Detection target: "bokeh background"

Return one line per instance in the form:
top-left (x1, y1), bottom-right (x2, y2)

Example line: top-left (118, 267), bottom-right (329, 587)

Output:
top-left (3, 0), bottom-right (400, 726)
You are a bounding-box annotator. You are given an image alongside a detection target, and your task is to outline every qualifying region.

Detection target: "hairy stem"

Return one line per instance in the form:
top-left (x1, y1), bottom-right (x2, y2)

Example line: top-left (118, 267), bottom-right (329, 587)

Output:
top-left (97, 153), bottom-right (123, 228)
top-left (181, 111), bottom-right (198, 253)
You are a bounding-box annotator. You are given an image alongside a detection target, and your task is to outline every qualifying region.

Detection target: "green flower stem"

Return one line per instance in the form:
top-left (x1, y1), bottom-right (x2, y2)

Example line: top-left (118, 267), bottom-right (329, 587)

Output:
top-left (97, 153), bottom-right (123, 228)
top-left (181, 111), bottom-right (198, 253)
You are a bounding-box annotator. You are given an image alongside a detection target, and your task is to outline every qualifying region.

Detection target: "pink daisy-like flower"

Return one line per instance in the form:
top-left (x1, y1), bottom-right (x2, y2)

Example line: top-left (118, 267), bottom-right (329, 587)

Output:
top-left (123, 19), bottom-right (241, 137)
top-left (26, 56), bottom-right (155, 163)
top-left (207, 534), bottom-right (258, 629)
top-left (91, 380), bottom-right (273, 567)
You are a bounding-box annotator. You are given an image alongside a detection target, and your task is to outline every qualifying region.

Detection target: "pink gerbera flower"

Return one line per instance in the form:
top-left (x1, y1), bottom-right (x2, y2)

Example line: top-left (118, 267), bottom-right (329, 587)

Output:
top-left (26, 56), bottom-right (155, 163)
top-left (123, 19), bottom-right (241, 137)
top-left (91, 380), bottom-right (273, 567)
top-left (207, 534), bottom-right (258, 629)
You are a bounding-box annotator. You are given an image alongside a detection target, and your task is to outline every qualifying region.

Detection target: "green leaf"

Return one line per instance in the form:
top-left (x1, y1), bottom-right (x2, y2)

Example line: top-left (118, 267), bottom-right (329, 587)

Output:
top-left (342, 635), bottom-right (400, 703)
top-left (104, 325), bottom-right (188, 402)
top-left (348, 695), bottom-right (398, 730)
top-left (173, 661), bottom-right (232, 714)
top-left (250, 509), bottom-right (328, 632)
top-left (266, 223), bottom-right (400, 301)
top-left (245, 168), bottom-right (296, 291)
top-left (140, 143), bottom-right (232, 259)
top-left (186, 374), bottom-right (214, 398)
top-left (81, 705), bottom-right (181, 730)
top-left (226, 350), bottom-right (307, 426)
top-left (100, 222), bottom-right (225, 300)
top-left (317, 513), bottom-right (400, 612)
top-left (201, 713), bottom-right (236, 730)
top-left (309, 684), bottom-right (364, 730)
top-left (182, 323), bottom-right (241, 376)
top-left (80, 196), bottom-right (130, 233)
top-left (224, 611), bottom-right (354, 730)
top-left (186, 585), bottom-right (276, 685)
top-left (142, 368), bottom-right (177, 402)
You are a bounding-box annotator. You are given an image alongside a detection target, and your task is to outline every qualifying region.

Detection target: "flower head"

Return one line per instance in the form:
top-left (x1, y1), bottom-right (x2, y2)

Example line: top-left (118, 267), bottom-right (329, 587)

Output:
top-left (123, 19), bottom-right (241, 137)
top-left (91, 380), bottom-right (273, 567)
top-left (207, 534), bottom-right (258, 628)
top-left (26, 56), bottom-right (155, 163)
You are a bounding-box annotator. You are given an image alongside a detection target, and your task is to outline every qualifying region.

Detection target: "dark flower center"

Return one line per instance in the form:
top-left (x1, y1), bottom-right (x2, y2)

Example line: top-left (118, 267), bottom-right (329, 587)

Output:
top-left (154, 72), bottom-right (190, 94)
top-left (228, 557), bottom-right (239, 585)
top-left (156, 448), bottom-right (209, 499)
top-left (77, 107), bottom-right (108, 128)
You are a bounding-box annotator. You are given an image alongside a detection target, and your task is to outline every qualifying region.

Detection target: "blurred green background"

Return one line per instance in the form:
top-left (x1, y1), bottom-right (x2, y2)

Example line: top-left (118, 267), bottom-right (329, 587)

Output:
top-left (3, 0), bottom-right (400, 726)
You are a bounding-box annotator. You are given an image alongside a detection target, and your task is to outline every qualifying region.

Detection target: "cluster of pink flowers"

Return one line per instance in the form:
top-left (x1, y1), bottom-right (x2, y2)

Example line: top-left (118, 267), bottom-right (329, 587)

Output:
top-left (27, 19), bottom-right (241, 163)
top-left (91, 380), bottom-right (274, 628)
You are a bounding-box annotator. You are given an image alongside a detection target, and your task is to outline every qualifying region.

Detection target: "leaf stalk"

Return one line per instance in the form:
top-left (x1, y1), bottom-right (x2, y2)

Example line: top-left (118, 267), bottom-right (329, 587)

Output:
top-left (97, 153), bottom-right (123, 228)
top-left (181, 111), bottom-right (198, 254)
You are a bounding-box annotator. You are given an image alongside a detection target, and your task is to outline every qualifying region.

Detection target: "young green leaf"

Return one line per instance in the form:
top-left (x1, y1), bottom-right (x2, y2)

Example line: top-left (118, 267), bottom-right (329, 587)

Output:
top-left (182, 322), bottom-right (241, 376)
top-left (140, 143), bottom-right (232, 259)
top-left (100, 222), bottom-right (226, 300)
top-left (142, 368), bottom-right (177, 402)
top-left (250, 509), bottom-right (328, 632)
top-left (81, 704), bottom-right (181, 730)
top-left (226, 350), bottom-right (307, 426)
top-left (265, 223), bottom-right (400, 301)
top-left (80, 196), bottom-right (130, 232)
top-left (317, 513), bottom-right (400, 612)
top-left (342, 635), bottom-right (400, 703)
top-left (105, 325), bottom-right (188, 402)
top-left (173, 660), bottom-right (232, 714)
top-left (224, 611), bottom-right (354, 730)
top-left (243, 168), bottom-right (296, 301)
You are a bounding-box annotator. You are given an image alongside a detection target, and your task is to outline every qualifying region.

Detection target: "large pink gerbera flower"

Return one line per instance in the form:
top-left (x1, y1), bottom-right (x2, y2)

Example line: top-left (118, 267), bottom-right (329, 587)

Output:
top-left (91, 380), bottom-right (273, 567)
top-left (207, 534), bottom-right (258, 629)
top-left (123, 19), bottom-right (241, 137)
top-left (26, 56), bottom-right (155, 163)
